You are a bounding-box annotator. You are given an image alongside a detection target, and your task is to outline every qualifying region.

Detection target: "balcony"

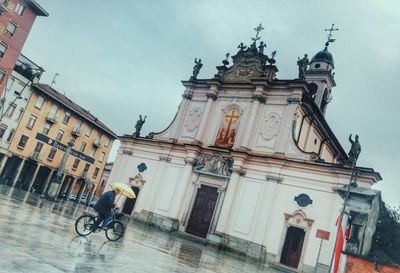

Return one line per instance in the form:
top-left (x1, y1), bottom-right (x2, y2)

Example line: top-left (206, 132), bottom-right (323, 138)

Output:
top-left (71, 127), bottom-right (81, 137)
top-left (46, 112), bottom-right (58, 123)
top-left (80, 171), bottom-right (88, 179)
top-left (93, 140), bottom-right (102, 148)
top-left (31, 151), bottom-right (43, 161)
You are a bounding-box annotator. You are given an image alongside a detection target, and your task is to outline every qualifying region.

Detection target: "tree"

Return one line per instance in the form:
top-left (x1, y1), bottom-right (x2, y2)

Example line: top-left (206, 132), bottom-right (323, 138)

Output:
top-left (369, 204), bottom-right (400, 265)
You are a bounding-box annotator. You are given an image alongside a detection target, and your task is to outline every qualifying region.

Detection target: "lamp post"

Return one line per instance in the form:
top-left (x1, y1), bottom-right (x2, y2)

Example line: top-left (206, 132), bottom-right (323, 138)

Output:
top-left (46, 138), bottom-right (75, 201)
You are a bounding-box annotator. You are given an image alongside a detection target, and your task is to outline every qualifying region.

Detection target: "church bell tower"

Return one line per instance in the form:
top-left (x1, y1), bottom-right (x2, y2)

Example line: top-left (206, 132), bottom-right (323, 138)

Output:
top-left (304, 24), bottom-right (339, 114)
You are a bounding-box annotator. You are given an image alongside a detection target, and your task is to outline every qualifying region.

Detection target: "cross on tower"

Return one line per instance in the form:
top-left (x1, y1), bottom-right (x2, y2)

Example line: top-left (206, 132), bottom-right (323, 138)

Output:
top-left (324, 23), bottom-right (339, 45)
top-left (252, 23), bottom-right (264, 42)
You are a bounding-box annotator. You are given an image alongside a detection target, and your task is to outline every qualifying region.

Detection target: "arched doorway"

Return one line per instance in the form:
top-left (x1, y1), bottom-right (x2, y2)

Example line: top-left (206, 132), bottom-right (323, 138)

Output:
top-left (122, 186), bottom-right (140, 215)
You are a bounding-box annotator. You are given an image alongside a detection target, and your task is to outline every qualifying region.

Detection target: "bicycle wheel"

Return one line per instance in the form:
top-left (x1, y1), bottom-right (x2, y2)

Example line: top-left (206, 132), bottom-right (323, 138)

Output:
top-left (75, 215), bottom-right (96, 236)
top-left (105, 220), bottom-right (124, 241)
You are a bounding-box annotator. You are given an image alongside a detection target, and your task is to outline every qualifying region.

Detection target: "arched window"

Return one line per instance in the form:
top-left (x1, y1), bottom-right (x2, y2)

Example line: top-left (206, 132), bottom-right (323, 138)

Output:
top-left (215, 108), bottom-right (240, 148)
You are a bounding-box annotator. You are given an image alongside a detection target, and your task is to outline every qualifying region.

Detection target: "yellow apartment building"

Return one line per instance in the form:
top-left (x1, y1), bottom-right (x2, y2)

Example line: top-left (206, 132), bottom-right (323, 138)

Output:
top-left (1, 83), bottom-right (117, 203)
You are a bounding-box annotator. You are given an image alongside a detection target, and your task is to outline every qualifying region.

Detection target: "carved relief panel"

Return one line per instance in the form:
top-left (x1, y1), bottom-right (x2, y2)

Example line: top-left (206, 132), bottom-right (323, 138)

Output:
top-left (261, 113), bottom-right (281, 140)
top-left (181, 106), bottom-right (203, 138)
top-left (214, 108), bottom-right (241, 148)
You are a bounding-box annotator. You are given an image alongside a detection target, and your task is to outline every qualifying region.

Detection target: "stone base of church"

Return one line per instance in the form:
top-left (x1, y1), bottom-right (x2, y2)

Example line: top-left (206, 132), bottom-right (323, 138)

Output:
top-left (131, 210), bottom-right (326, 273)
top-left (133, 210), bottom-right (179, 232)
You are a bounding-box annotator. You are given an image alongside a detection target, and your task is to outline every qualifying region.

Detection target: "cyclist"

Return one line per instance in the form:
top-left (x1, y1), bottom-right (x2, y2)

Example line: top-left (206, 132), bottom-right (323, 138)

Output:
top-left (93, 188), bottom-right (121, 229)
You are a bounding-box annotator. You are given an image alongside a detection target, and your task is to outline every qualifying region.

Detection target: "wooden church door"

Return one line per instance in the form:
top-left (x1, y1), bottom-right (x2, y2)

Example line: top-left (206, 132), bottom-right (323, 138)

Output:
top-left (280, 226), bottom-right (306, 268)
top-left (186, 185), bottom-right (218, 238)
top-left (122, 186), bottom-right (140, 215)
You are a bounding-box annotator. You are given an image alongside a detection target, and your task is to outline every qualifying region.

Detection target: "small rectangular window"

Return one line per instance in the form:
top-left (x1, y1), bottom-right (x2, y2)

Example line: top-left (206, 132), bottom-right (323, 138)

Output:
top-left (104, 137), bottom-right (111, 147)
top-left (34, 96), bottom-right (45, 109)
top-left (56, 129), bottom-right (64, 141)
top-left (42, 122), bottom-right (51, 135)
top-left (80, 141), bottom-right (87, 152)
top-left (18, 134), bottom-right (29, 148)
top-left (72, 158), bottom-right (80, 170)
top-left (83, 163), bottom-right (90, 173)
top-left (0, 42), bottom-right (7, 58)
top-left (48, 148), bottom-right (57, 161)
top-left (15, 2), bottom-right (25, 16)
top-left (26, 114), bottom-right (37, 129)
top-left (93, 167), bottom-right (100, 178)
top-left (0, 69), bottom-right (5, 83)
top-left (5, 21), bottom-right (17, 37)
top-left (5, 103), bottom-right (16, 118)
top-left (76, 119), bottom-right (82, 129)
top-left (6, 129), bottom-right (14, 142)
top-left (90, 147), bottom-right (96, 157)
top-left (99, 151), bottom-right (106, 163)
top-left (86, 125), bottom-right (92, 137)
top-left (34, 142), bottom-right (43, 153)
top-left (0, 125), bottom-right (7, 139)
top-left (16, 108), bottom-right (24, 121)
top-left (63, 112), bottom-right (71, 124)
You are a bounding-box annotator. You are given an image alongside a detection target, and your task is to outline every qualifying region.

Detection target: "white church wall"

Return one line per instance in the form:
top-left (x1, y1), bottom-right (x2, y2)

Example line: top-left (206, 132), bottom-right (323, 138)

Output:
top-left (154, 164), bottom-right (184, 217)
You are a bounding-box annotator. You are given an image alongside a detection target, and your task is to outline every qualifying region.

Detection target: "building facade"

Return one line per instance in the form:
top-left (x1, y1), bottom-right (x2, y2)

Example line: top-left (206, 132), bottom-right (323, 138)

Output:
top-left (109, 30), bottom-right (381, 272)
top-left (0, 82), bottom-right (117, 204)
top-left (0, 0), bottom-right (48, 95)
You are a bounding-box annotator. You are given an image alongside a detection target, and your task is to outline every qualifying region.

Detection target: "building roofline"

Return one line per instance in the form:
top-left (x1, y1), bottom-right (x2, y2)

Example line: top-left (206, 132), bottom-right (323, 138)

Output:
top-left (32, 83), bottom-right (118, 139)
top-left (26, 0), bottom-right (49, 16)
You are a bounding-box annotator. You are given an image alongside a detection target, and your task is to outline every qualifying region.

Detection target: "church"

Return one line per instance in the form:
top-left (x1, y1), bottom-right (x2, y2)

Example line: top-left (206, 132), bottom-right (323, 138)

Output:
top-left (108, 25), bottom-right (381, 272)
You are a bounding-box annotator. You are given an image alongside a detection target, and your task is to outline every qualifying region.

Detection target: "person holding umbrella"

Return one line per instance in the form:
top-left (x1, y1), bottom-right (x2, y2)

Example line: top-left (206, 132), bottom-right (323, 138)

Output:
top-left (94, 183), bottom-right (136, 229)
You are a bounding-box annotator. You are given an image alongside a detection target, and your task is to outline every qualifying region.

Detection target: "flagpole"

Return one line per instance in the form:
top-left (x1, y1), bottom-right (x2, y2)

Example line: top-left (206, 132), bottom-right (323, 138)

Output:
top-left (328, 162), bottom-right (358, 273)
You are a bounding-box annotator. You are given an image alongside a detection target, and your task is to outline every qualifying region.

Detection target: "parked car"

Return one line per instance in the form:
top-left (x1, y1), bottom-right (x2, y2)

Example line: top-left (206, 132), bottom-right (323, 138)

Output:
top-left (79, 197), bottom-right (87, 205)
top-left (69, 195), bottom-right (77, 201)
top-left (89, 200), bottom-right (97, 207)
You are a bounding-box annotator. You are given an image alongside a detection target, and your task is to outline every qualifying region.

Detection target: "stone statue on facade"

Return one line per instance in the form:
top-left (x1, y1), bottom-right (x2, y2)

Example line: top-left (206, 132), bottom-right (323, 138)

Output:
top-left (258, 41), bottom-right (266, 54)
top-left (192, 58), bottom-right (203, 79)
top-left (134, 115), bottom-right (147, 137)
top-left (237, 43), bottom-right (247, 53)
top-left (346, 134), bottom-right (361, 166)
top-left (297, 54), bottom-right (309, 80)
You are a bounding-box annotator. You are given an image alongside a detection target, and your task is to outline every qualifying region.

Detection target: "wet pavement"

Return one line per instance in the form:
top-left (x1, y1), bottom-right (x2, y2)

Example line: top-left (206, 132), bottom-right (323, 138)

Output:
top-left (0, 185), bottom-right (283, 273)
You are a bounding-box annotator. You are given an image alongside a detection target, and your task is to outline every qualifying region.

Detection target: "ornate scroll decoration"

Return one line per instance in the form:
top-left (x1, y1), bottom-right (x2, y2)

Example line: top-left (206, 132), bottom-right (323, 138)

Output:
top-left (261, 113), bottom-right (280, 140)
top-left (193, 154), bottom-right (233, 178)
top-left (184, 107), bottom-right (202, 132)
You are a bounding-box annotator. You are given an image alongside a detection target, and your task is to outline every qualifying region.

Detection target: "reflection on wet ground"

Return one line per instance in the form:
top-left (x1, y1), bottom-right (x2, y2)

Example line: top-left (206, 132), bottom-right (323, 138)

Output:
top-left (0, 185), bottom-right (282, 273)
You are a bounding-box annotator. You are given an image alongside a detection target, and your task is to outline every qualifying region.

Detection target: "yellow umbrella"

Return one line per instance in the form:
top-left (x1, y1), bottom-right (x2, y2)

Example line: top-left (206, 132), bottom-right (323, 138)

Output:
top-left (110, 183), bottom-right (136, 199)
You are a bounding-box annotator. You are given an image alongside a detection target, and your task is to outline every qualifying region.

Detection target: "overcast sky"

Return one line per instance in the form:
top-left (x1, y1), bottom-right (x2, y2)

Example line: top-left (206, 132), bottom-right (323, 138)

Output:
top-left (22, 1), bottom-right (399, 207)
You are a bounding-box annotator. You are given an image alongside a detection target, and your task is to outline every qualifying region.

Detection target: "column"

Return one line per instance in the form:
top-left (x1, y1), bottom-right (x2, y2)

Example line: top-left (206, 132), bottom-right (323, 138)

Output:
top-left (27, 164), bottom-right (41, 192)
top-left (215, 158), bottom-right (245, 234)
top-left (195, 91), bottom-right (217, 142)
top-left (42, 169), bottom-right (54, 196)
top-left (10, 158), bottom-right (26, 188)
top-left (0, 154), bottom-right (9, 176)
top-left (66, 177), bottom-right (77, 200)
top-left (276, 94), bottom-right (302, 153)
top-left (172, 158), bottom-right (195, 220)
top-left (76, 181), bottom-right (86, 204)
top-left (180, 181), bottom-right (200, 229)
top-left (56, 174), bottom-right (68, 198)
top-left (240, 94), bottom-right (265, 148)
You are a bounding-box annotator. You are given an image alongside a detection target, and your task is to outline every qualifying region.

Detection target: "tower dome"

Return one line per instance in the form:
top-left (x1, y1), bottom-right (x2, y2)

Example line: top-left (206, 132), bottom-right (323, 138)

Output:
top-left (310, 48), bottom-right (334, 68)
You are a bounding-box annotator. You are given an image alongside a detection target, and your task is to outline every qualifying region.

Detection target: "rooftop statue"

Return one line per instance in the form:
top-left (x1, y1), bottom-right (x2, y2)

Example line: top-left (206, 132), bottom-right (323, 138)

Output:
top-left (134, 115), bottom-right (147, 137)
top-left (192, 58), bottom-right (203, 79)
top-left (258, 41), bottom-right (266, 54)
top-left (297, 54), bottom-right (309, 80)
top-left (346, 134), bottom-right (361, 166)
top-left (237, 43), bottom-right (247, 53)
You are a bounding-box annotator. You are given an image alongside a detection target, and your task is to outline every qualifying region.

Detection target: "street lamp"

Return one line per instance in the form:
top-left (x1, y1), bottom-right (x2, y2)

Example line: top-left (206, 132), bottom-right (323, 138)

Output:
top-left (46, 138), bottom-right (76, 201)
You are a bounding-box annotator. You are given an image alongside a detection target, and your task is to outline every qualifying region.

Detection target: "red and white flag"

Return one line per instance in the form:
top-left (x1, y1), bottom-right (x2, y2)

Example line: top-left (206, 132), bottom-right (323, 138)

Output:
top-left (333, 213), bottom-right (349, 273)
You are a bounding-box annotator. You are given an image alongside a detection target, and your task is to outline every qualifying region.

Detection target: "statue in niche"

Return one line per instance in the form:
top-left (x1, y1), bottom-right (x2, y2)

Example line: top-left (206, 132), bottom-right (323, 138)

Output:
top-left (297, 54), bottom-right (309, 80)
top-left (134, 115), bottom-right (146, 137)
top-left (192, 58), bottom-right (203, 79)
top-left (346, 134), bottom-right (361, 166)
top-left (215, 108), bottom-right (240, 148)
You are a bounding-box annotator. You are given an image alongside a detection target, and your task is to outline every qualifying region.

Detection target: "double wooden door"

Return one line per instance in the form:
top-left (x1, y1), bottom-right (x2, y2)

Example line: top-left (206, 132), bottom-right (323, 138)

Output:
top-left (186, 185), bottom-right (219, 238)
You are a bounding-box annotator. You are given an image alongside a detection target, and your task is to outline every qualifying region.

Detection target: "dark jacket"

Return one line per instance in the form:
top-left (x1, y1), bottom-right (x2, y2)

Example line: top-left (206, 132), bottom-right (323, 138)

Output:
top-left (94, 190), bottom-right (116, 216)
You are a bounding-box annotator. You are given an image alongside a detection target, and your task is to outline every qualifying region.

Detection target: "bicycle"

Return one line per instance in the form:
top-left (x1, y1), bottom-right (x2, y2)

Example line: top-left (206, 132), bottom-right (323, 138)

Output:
top-left (75, 208), bottom-right (124, 241)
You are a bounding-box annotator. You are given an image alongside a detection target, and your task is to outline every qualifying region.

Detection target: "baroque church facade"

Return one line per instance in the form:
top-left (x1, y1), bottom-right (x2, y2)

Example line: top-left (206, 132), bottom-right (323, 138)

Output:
top-left (109, 27), bottom-right (381, 272)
